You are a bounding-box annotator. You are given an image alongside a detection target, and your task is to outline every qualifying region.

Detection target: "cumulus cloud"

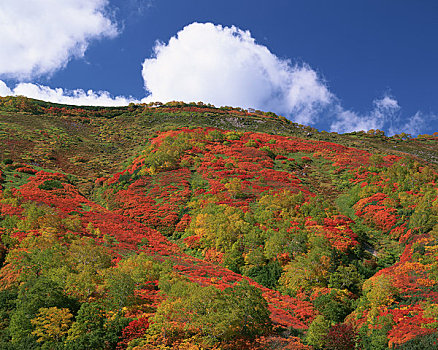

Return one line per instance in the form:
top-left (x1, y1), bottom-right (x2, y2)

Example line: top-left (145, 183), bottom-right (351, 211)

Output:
top-left (142, 22), bottom-right (333, 124)
top-left (390, 111), bottom-right (436, 136)
top-left (0, 81), bottom-right (13, 97)
top-left (330, 95), bottom-right (401, 133)
top-left (330, 95), bottom-right (434, 136)
top-left (0, 0), bottom-right (118, 79)
top-left (141, 22), bottom-right (435, 135)
top-left (0, 80), bottom-right (137, 107)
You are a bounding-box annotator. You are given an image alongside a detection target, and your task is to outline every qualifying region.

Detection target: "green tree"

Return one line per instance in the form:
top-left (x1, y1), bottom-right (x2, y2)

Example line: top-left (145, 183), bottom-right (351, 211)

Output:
top-left (9, 277), bottom-right (77, 345)
top-left (279, 235), bottom-right (333, 294)
top-left (329, 264), bottom-right (362, 294)
top-left (359, 314), bottom-right (393, 350)
top-left (104, 269), bottom-right (136, 310)
top-left (306, 315), bottom-right (330, 348)
top-left (65, 237), bottom-right (112, 301)
top-left (4, 229), bottom-right (66, 283)
top-left (65, 302), bottom-right (128, 350)
top-left (223, 242), bottom-right (244, 273)
top-left (245, 261), bottom-right (282, 289)
top-left (409, 191), bottom-right (437, 233)
top-left (313, 290), bottom-right (353, 323)
top-left (362, 274), bottom-right (398, 308)
top-left (150, 277), bottom-right (270, 344)
top-left (0, 288), bottom-right (18, 347)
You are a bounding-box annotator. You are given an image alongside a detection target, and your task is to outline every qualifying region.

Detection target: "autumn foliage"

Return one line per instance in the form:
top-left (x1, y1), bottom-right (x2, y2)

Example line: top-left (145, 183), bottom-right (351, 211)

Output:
top-left (0, 98), bottom-right (437, 349)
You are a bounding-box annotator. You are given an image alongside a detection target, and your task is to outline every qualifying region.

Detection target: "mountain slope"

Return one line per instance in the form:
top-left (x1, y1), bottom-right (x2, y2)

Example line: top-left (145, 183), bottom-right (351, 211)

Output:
top-left (0, 96), bottom-right (437, 349)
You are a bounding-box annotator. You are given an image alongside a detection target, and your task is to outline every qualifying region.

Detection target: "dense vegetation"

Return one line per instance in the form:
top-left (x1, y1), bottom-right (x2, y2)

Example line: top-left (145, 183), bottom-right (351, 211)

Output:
top-left (0, 96), bottom-right (438, 349)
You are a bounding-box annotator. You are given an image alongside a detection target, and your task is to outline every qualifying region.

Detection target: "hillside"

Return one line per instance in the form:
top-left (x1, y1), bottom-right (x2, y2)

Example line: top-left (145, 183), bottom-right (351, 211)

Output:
top-left (0, 96), bottom-right (438, 349)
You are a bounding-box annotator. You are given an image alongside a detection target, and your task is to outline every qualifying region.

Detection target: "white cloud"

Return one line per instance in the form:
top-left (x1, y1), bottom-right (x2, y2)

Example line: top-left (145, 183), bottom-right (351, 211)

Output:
top-left (330, 95), bottom-right (433, 136)
top-left (141, 22), bottom-right (434, 136)
top-left (376, 95), bottom-right (400, 110)
top-left (390, 111), bottom-right (436, 136)
top-left (329, 107), bottom-right (381, 134)
top-left (0, 0), bottom-right (118, 79)
top-left (0, 81), bottom-right (12, 96)
top-left (142, 22), bottom-right (333, 124)
top-left (331, 95), bottom-right (400, 133)
top-left (330, 95), bottom-right (401, 133)
top-left (396, 112), bottom-right (426, 136)
top-left (0, 81), bottom-right (137, 107)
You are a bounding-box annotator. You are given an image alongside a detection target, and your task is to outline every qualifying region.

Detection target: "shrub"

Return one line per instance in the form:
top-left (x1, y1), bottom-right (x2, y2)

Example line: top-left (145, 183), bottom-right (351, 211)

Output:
top-left (324, 323), bottom-right (358, 350)
top-left (38, 180), bottom-right (63, 191)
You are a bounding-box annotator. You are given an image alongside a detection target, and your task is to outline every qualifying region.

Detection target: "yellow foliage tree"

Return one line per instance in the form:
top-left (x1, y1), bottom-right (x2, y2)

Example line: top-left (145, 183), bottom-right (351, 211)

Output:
top-left (224, 178), bottom-right (243, 198)
top-left (31, 307), bottom-right (73, 343)
top-left (363, 274), bottom-right (398, 308)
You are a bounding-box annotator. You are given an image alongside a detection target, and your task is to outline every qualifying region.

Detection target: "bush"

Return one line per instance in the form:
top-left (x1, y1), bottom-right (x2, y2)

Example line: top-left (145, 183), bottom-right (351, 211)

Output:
top-left (207, 129), bottom-right (225, 141)
top-left (394, 332), bottom-right (438, 349)
top-left (244, 139), bottom-right (258, 147)
top-left (324, 323), bottom-right (358, 350)
top-left (225, 131), bottom-right (242, 140)
top-left (38, 180), bottom-right (63, 191)
top-left (245, 261), bottom-right (282, 289)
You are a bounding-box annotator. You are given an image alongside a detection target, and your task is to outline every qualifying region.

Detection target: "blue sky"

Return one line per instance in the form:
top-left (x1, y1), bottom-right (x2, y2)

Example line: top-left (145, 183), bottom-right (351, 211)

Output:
top-left (0, 0), bottom-right (437, 135)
